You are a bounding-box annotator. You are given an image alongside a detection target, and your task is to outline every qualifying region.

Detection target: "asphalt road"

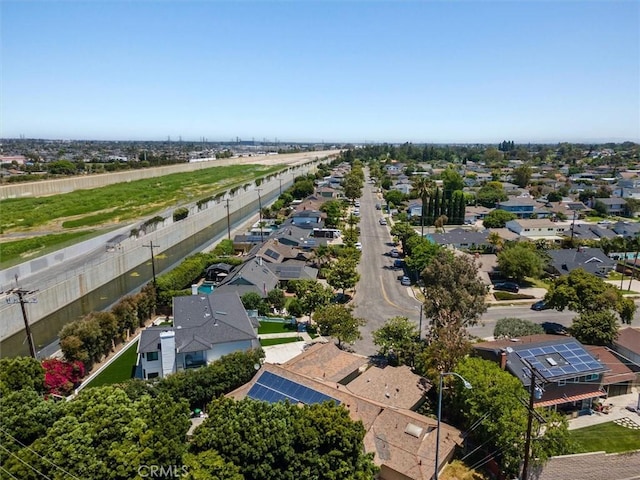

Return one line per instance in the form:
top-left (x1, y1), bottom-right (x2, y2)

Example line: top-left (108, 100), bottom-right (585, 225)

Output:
top-left (351, 178), bottom-right (423, 356)
top-left (349, 172), bottom-right (640, 357)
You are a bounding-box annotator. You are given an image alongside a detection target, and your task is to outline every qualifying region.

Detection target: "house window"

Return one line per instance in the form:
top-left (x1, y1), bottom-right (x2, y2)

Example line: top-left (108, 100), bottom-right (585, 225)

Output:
top-left (147, 372), bottom-right (159, 379)
top-left (585, 373), bottom-right (598, 381)
top-left (524, 228), bottom-right (530, 232)
top-left (558, 379), bottom-right (566, 386)
top-left (147, 351), bottom-right (159, 361)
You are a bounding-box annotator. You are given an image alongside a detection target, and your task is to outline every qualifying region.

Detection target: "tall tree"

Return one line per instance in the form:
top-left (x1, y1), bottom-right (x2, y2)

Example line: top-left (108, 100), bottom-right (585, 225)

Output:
top-left (325, 257), bottom-right (360, 296)
top-left (293, 279), bottom-right (335, 319)
top-left (372, 316), bottom-right (421, 366)
top-left (570, 310), bottom-right (619, 345)
top-left (421, 250), bottom-right (488, 330)
top-left (0, 357), bottom-right (45, 395)
top-left (512, 164), bottom-right (533, 188)
top-left (497, 243), bottom-right (545, 283)
top-left (411, 176), bottom-right (432, 236)
top-left (313, 304), bottom-right (365, 348)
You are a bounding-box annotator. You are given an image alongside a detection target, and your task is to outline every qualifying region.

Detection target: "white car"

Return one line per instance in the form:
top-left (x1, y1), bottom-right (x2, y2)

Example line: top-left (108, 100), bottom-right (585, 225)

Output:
top-left (379, 218), bottom-right (387, 225)
top-left (355, 242), bottom-right (362, 250)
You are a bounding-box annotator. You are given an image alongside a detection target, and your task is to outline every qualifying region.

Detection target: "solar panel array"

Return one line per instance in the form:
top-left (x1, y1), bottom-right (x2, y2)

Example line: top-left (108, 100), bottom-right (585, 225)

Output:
top-left (516, 341), bottom-right (604, 380)
top-left (247, 371), bottom-right (338, 405)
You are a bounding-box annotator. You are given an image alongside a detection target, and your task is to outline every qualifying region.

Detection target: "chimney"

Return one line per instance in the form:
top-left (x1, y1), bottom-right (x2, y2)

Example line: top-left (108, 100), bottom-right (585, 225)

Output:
top-left (500, 350), bottom-right (508, 370)
top-left (191, 284), bottom-right (198, 295)
top-left (159, 330), bottom-right (176, 377)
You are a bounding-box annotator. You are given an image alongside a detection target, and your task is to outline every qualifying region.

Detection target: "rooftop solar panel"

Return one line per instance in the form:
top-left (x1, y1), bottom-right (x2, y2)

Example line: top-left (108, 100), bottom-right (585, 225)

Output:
top-left (247, 371), bottom-right (338, 405)
top-left (516, 341), bottom-right (604, 380)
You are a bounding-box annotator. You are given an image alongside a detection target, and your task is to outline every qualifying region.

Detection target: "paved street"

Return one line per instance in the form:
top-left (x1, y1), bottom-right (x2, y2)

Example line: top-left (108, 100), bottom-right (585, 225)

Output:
top-left (349, 174), bottom-right (640, 357)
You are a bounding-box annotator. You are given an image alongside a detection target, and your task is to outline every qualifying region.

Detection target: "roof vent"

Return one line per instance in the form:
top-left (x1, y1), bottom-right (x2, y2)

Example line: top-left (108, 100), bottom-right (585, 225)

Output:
top-left (546, 357), bottom-right (558, 366)
top-left (506, 347), bottom-right (514, 353)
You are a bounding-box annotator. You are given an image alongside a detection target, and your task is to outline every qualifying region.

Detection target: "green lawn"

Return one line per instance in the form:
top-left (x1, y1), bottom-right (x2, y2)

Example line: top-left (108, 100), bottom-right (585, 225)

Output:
top-left (260, 337), bottom-right (303, 347)
top-left (570, 421), bottom-right (640, 454)
top-left (85, 340), bottom-right (139, 388)
top-left (258, 321), bottom-right (297, 334)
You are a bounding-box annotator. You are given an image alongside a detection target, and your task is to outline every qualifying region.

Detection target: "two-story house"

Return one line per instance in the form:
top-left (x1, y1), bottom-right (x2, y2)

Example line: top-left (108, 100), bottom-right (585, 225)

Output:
top-left (496, 197), bottom-right (549, 219)
top-left (594, 197), bottom-right (627, 216)
top-left (137, 291), bottom-right (260, 379)
top-left (474, 335), bottom-right (609, 413)
top-left (505, 218), bottom-right (568, 242)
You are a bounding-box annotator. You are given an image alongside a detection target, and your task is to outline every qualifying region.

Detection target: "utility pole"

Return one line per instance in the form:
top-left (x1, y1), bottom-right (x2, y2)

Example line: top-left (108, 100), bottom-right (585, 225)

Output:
top-left (256, 189), bottom-right (264, 243)
top-left (224, 198), bottom-right (231, 239)
top-left (5, 285), bottom-right (38, 358)
top-left (278, 178), bottom-right (283, 195)
top-left (142, 241), bottom-right (160, 289)
top-left (570, 209), bottom-right (577, 243)
top-left (521, 359), bottom-right (545, 480)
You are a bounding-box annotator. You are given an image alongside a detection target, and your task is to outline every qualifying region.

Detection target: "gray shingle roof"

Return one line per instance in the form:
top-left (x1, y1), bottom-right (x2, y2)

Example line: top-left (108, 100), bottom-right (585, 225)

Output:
top-left (547, 248), bottom-right (615, 276)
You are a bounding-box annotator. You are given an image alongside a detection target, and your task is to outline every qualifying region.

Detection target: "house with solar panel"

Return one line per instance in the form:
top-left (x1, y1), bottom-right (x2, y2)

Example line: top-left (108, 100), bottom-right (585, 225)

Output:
top-left (228, 356), bottom-right (463, 480)
top-left (474, 335), bottom-right (611, 414)
top-left (136, 290), bottom-right (260, 379)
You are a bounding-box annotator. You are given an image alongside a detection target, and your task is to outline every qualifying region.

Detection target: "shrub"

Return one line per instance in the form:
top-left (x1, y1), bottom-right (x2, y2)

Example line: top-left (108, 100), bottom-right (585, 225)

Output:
top-left (173, 207), bottom-right (189, 222)
top-left (493, 292), bottom-right (535, 301)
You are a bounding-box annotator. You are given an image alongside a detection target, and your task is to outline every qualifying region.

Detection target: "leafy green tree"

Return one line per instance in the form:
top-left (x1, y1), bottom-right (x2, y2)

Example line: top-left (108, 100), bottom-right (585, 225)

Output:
top-left (545, 269), bottom-right (636, 323)
top-left (0, 356), bottom-right (45, 394)
top-left (482, 209), bottom-right (517, 228)
top-left (291, 179), bottom-right (314, 199)
top-left (313, 304), bottom-right (365, 348)
top-left (404, 237), bottom-right (441, 277)
top-left (547, 191), bottom-right (563, 202)
top-left (440, 167), bottom-right (464, 197)
top-left (497, 243), bottom-right (545, 282)
top-left (476, 181), bottom-right (508, 207)
top-left (512, 164), bottom-right (533, 188)
top-left (415, 326), bottom-right (471, 380)
top-left (411, 176), bottom-right (432, 235)
top-left (241, 291), bottom-right (266, 314)
top-left (493, 317), bottom-right (545, 339)
top-left (342, 174), bottom-right (363, 202)
top-left (3, 386), bottom-right (191, 480)
top-left (383, 189), bottom-right (405, 207)
top-left (293, 279), bottom-right (335, 318)
top-left (372, 316), bottom-right (420, 366)
top-left (190, 398), bottom-right (378, 480)
top-left (570, 310), bottom-right (619, 345)
top-left (452, 357), bottom-right (573, 478)
top-left (47, 159), bottom-right (77, 175)
top-left (266, 288), bottom-right (286, 312)
top-left (155, 349), bottom-right (264, 409)
top-left (593, 200), bottom-right (608, 216)
top-left (0, 389), bottom-right (64, 452)
top-left (320, 199), bottom-right (345, 227)
top-left (390, 221), bottom-right (418, 253)
top-left (421, 250), bottom-right (488, 330)
top-left (182, 451), bottom-right (244, 480)
top-left (325, 257), bottom-right (360, 295)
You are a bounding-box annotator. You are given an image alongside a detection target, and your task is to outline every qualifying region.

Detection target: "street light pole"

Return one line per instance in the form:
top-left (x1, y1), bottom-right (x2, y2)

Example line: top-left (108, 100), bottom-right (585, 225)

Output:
top-left (435, 372), bottom-right (472, 480)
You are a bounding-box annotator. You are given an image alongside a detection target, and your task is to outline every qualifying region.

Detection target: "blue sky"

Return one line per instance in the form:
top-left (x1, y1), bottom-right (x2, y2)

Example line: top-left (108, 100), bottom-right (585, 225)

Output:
top-left (2, 1), bottom-right (639, 144)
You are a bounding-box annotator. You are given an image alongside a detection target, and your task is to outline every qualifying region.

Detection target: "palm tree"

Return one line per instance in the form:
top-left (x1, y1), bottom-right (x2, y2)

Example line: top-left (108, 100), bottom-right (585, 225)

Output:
top-left (412, 176), bottom-right (432, 237)
top-left (487, 232), bottom-right (504, 253)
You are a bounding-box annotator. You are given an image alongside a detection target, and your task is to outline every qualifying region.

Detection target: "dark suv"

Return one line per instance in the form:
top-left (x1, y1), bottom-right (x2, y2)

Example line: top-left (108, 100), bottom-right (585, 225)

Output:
top-left (494, 281), bottom-right (519, 293)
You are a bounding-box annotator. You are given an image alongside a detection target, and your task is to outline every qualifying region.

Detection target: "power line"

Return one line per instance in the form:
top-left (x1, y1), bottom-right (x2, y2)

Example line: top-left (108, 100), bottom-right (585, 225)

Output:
top-left (0, 429), bottom-right (82, 480)
top-left (0, 444), bottom-right (53, 480)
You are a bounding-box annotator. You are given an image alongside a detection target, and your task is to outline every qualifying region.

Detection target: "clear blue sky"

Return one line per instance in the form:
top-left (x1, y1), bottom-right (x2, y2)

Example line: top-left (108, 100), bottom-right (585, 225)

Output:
top-left (2, 1), bottom-right (639, 144)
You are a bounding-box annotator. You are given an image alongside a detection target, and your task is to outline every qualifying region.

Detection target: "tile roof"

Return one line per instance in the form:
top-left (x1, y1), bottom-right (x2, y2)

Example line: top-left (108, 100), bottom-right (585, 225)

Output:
top-left (535, 450), bottom-right (640, 480)
top-left (227, 363), bottom-right (462, 480)
top-left (281, 342), bottom-right (369, 383)
top-left (345, 365), bottom-right (431, 410)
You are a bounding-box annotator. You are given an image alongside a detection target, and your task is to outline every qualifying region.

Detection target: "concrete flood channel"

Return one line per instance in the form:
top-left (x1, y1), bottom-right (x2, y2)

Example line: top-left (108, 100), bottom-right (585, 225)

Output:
top-left (1, 185), bottom-right (285, 358)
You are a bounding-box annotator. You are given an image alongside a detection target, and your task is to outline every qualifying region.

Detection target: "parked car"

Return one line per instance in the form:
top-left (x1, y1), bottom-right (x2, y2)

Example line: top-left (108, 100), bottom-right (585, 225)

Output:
top-left (355, 242), bottom-right (362, 251)
top-left (541, 322), bottom-right (568, 335)
top-left (393, 259), bottom-right (404, 269)
top-left (375, 203), bottom-right (382, 210)
top-left (494, 281), bottom-right (519, 293)
top-left (390, 248), bottom-right (400, 258)
top-left (400, 276), bottom-right (411, 286)
top-left (531, 300), bottom-right (551, 311)
top-left (354, 201), bottom-right (360, 207)
top-left (379, 218), bottom-right (387, 225)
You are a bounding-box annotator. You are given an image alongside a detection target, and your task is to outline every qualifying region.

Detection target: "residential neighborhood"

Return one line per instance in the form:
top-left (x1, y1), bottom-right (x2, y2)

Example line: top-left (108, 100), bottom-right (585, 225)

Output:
top-left (3, 143), bottom-right (640, 480)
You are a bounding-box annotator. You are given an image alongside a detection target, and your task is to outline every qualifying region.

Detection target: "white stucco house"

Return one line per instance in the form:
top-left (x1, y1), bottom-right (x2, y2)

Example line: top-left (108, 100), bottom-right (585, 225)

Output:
top-left (136, 291), bottom-right (260, 379)
top-left (505, 219), bottom-right (568, 242)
